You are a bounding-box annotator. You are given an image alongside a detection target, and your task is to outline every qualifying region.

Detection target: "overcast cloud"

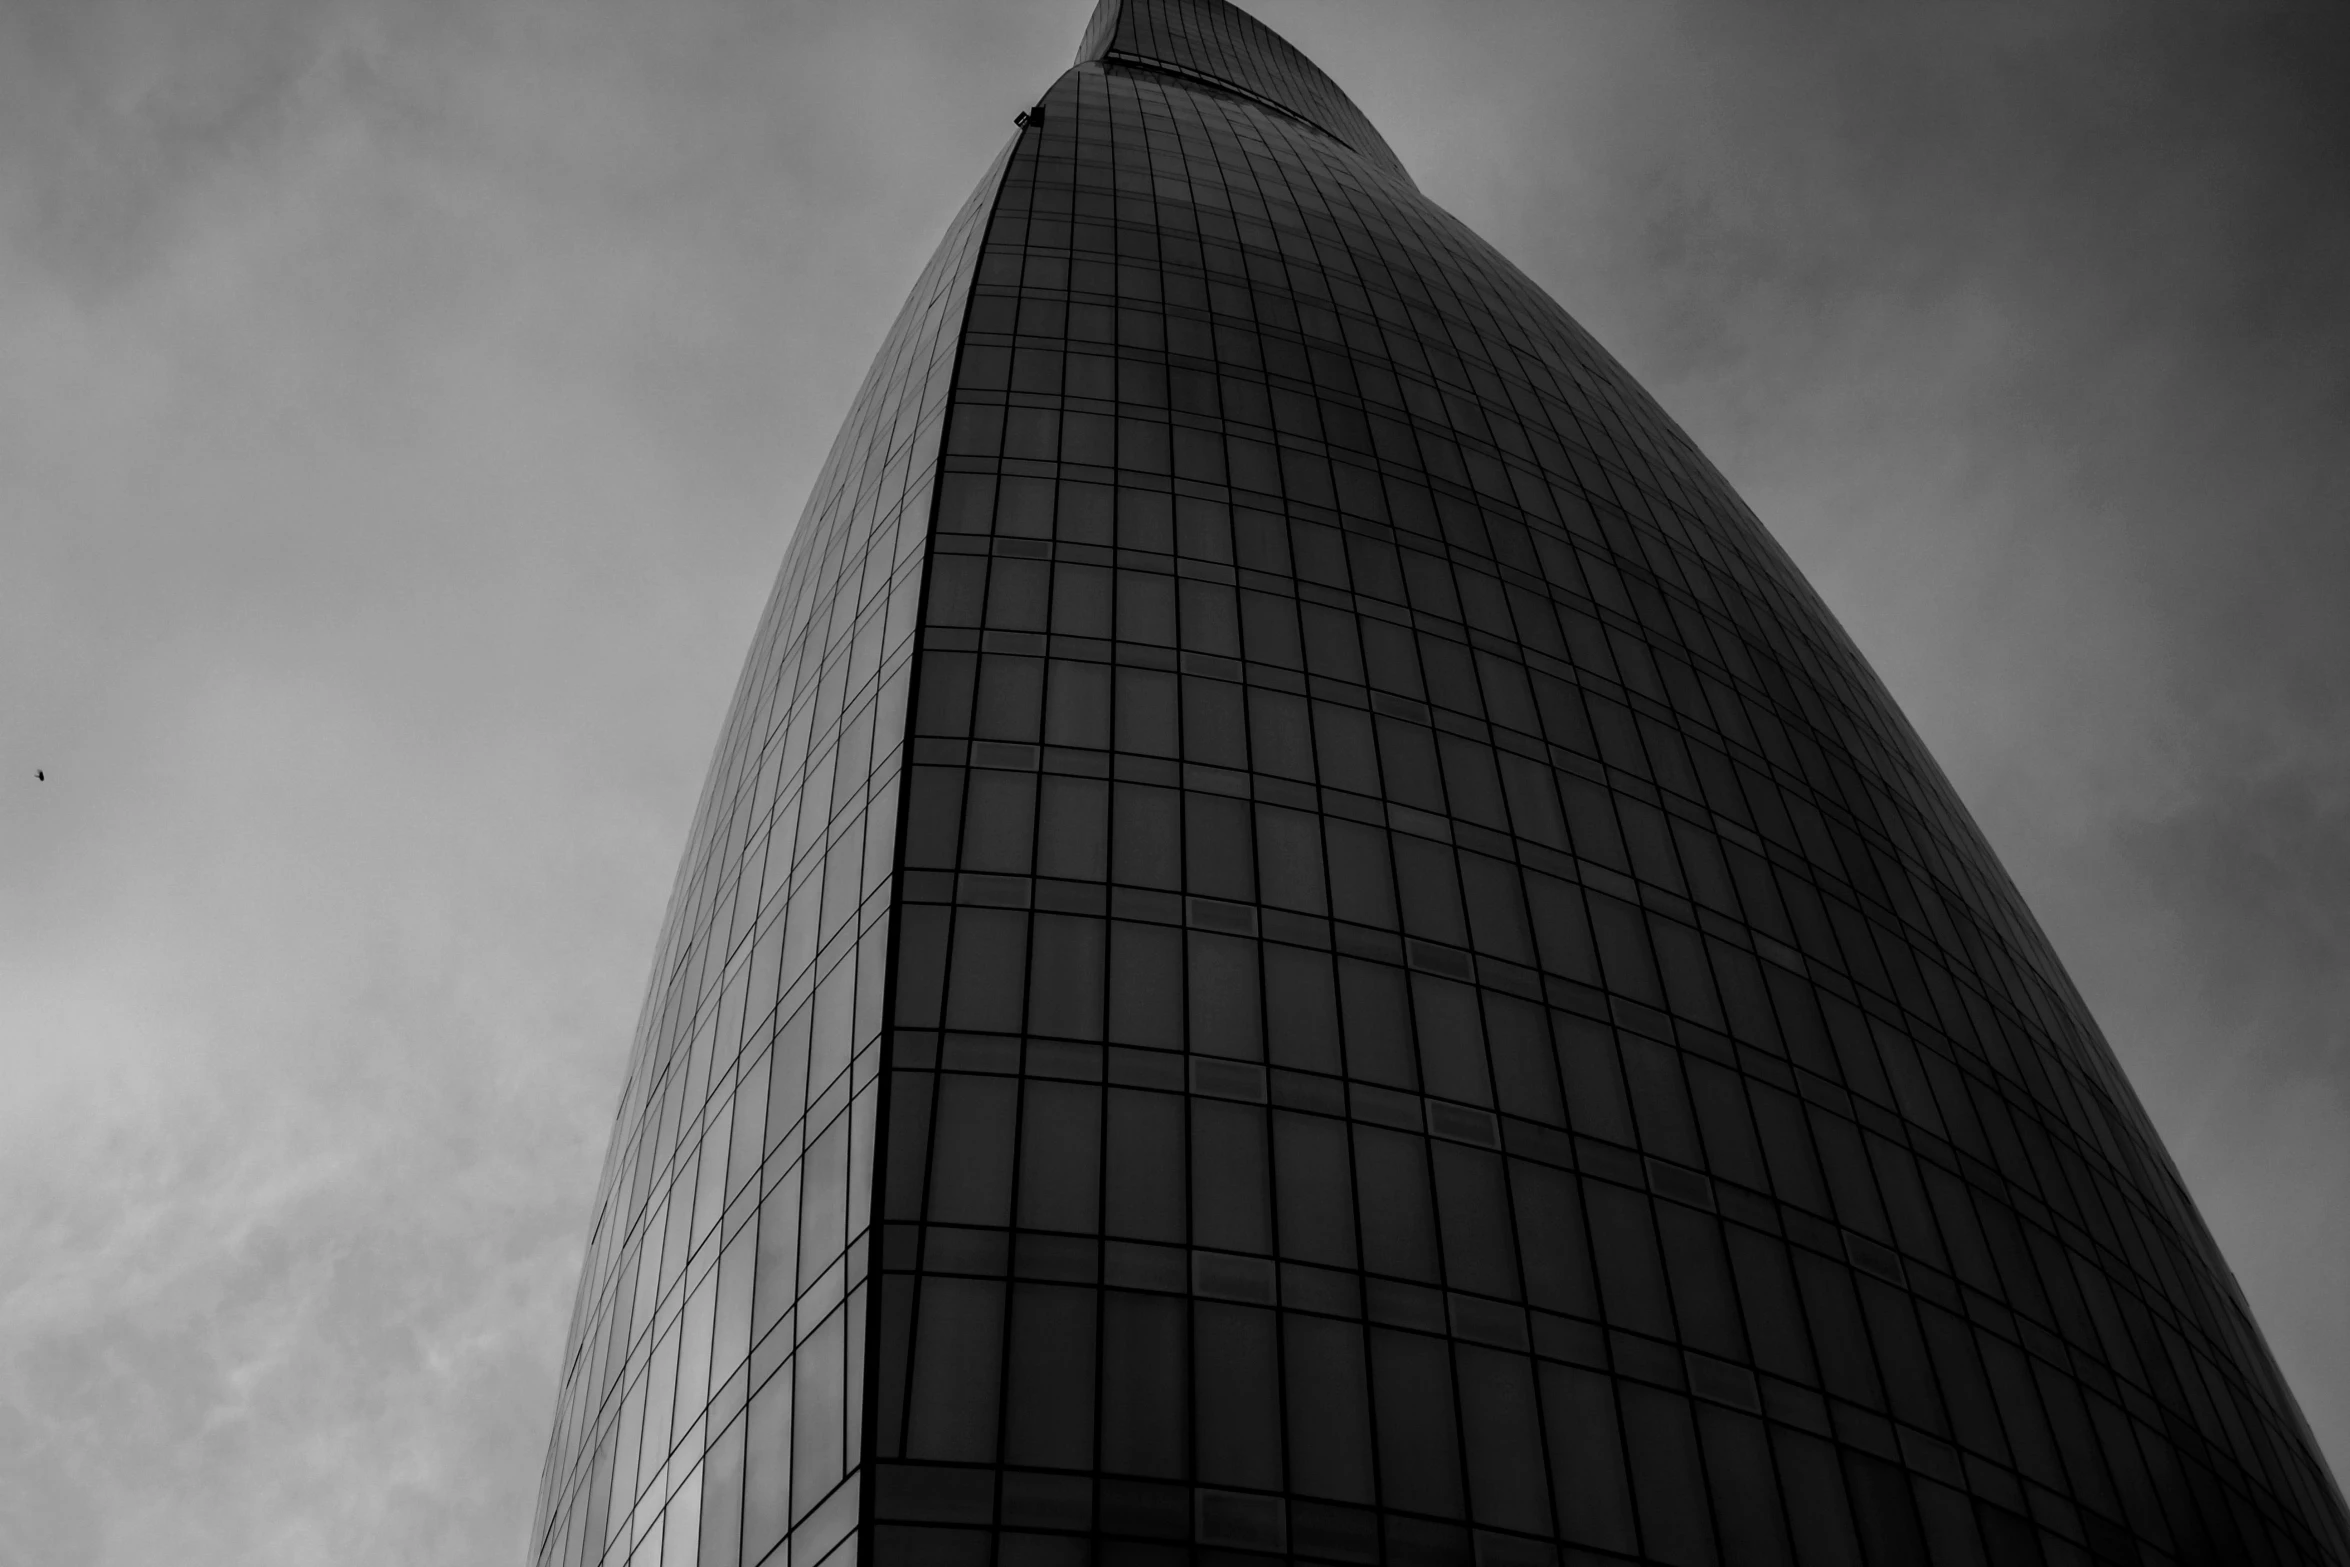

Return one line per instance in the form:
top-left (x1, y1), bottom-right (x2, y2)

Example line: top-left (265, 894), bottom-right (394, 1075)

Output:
top-left (2, 3), bottom-right (2344, 1563)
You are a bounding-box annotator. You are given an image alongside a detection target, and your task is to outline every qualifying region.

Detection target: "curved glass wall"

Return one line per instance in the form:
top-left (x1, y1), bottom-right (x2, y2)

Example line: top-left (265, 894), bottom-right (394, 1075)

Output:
top-left (525, 146), bottom-right (1011, 1567)
top-left (537, 3), bottom-right (2350, 1565)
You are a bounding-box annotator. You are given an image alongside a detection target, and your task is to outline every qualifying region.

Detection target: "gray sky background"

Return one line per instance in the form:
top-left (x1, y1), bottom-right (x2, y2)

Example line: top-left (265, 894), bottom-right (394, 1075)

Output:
top-left (2, 2), bottom-right (2344, 1562)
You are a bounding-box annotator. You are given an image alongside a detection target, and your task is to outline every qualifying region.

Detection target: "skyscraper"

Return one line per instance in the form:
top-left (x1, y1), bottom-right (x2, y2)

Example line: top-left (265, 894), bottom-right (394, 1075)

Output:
top-left (528, 2), bottom-right (2350, 1563)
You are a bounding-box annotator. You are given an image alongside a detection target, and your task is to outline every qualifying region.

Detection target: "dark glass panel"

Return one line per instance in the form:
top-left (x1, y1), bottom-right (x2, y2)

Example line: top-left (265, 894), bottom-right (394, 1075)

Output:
top-left (1620, 1384), bottom-right (1717, 1566)
top-left (1353, 1126), bottom-right (1440, 1282)
top-left (1654, 1204), bottom-right (1743, 1361)
top-left (1190, 1099), bottom-right (1272, 1252)
top-left (1337, 958), bottom-right (1414, 1089)
top-left (1412, 976), bottom-right (1491, 1107)
top-left (1284, 1315), bottom-right (1376, 1503)
top-left (1036, 776), bottom-right (1109, 881)
top-left (1186, 933), bottom-right (1262, 1060)
top-left (1323, 818), bottom-right (1396, 926)
top-left (905, 1277), bottom-right (1005, 1463)
top-left (1194, 1304), bottom-right (1283, 1488)
top-left (1510, 1160), bottom-right (1599, 1319)
top-left (1585, 1182), bottom-right (1673, 1338)
top-left (1263, 945), bottom-right (1341, 1072)
top-left (1017, 1080), bottom-right (1103, 1233)
top-left (1370, 1329), bottom-right (1465, 1518)
top-left (947, 909), bottom-right (1029, 1032)
top-left (1455, 1346), bottom-right (1552, 1534)
top-left (1044, 661), bottom-right (1113, 750)
top-left (1255, 804), bottom-right (1327, 913)
top-left (1696, 1405), bottom-right (1792, 1567)
top-left (1106, 922), bottom-right (1183, 1051)
top-left (1774, 1428), bottom-right (1865, 1567)
top-left (1004, 1282), bottom-right (1099, 1469)
top-left (927, 1075), bottom-right (1017, 1228)
top-left (1029, 914), bottom-right (1106, 1041)
top-left (1430, 1143), bottom-right (1519, 1299)
top-left (1273, 1110), bottom-right (1358, 1269)
top-left (1104, 1088), bottom-right (1186, 1243)
top-left (1540, 1362), bottom-right (1637, 1553)
top-left (1100, 1291), bottom-right (1188, 1478)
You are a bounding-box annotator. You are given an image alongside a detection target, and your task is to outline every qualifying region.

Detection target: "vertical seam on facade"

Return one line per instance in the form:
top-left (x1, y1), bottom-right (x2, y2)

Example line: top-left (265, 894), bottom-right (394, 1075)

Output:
top-left (852, 118), bottom-right (1032, 1559)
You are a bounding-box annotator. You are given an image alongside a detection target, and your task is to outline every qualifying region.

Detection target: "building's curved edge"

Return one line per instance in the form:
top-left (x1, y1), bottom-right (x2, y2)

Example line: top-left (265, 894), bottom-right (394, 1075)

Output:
top-left (1076, 0), bottom-right (1414, 187)
top-left (524, 131), bottom-right (1022, 1567)
top-left (852, 123), bottom-right (1039, 1567)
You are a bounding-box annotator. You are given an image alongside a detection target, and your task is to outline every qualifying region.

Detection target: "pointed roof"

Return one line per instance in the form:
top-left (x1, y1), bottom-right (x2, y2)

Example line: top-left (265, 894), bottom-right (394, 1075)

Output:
top-left (1076, 0), bottom-right (1413, 186)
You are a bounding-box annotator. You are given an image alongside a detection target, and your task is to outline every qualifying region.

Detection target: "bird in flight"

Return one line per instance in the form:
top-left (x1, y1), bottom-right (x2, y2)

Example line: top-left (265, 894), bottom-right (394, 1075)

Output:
top-left (34, 770), bottom-right (43, 781)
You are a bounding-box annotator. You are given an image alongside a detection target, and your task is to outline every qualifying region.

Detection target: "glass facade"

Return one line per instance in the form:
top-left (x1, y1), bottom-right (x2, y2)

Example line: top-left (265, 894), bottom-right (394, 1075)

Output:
top-left (524, 143), bottom-right (1011, 1567)
top-left (534, 4), bottom-right (2350, 1566)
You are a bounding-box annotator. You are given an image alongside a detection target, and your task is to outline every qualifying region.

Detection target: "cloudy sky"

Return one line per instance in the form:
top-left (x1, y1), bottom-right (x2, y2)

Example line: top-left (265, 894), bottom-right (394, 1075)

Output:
top-left (2, 1), bottom-right (2344, 1561)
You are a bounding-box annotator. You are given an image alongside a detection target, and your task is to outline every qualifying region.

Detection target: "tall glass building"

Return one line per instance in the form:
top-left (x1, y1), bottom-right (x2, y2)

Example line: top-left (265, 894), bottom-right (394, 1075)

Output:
top-left (527, 3), bottom-right (2350, 1565)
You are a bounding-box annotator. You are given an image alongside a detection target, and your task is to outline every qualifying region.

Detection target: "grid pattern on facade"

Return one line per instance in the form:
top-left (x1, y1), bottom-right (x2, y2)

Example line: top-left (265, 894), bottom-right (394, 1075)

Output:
top-left (1076, 0), bottom-right (1411, 188)
top-left (529, 3), bottom-right (2349, 1566)
top-left (525, 145), bottom-right (1013, 1567)
top-left (864, 23), bottom-right (2350, 1567)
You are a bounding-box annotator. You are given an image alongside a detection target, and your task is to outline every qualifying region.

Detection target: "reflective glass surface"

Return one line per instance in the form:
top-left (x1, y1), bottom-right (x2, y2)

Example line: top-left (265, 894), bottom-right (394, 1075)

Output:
top-left (540, 3), bottom-right (2349, 1565)
top-left (526, 147), bottom-right (1010, 1567)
